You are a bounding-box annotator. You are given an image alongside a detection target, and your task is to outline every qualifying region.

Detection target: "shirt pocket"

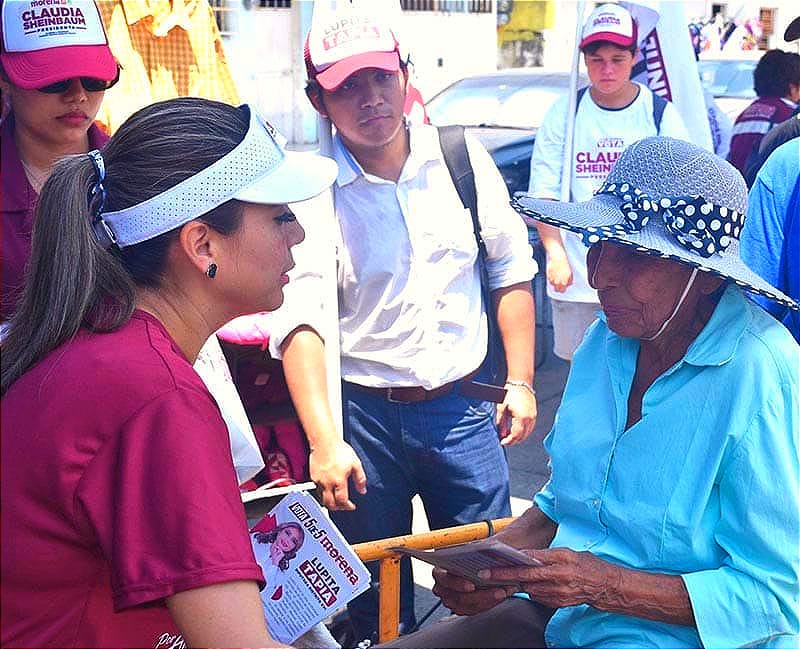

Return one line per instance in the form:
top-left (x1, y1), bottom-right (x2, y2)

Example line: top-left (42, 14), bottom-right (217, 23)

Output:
top-left (419, 207), bottom-right (478, 267)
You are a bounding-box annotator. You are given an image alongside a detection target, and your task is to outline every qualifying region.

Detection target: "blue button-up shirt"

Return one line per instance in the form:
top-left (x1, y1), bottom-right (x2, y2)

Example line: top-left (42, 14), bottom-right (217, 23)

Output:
top-left (535, 285), bottom-right (799, 647)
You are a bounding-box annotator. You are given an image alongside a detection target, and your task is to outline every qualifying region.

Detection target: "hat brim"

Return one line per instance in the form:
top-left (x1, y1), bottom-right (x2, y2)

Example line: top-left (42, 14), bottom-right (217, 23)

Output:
top-left (315, 50), bottom-right (400, 91)
top-left (785, 16), bottom-right (800, 42)
top-left (235, 150), bottom-right (337, 205)
top-left (579, 32), bottom-right (635, 49)
top-left (513, 193), bottom-right (799, 311)
top-left (1, 43), bottom-right (117, 90)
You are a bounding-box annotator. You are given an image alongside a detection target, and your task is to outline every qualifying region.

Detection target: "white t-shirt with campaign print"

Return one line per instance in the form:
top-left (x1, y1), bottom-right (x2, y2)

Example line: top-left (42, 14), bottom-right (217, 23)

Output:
top-left (529, 82), bottom-right (689, 303)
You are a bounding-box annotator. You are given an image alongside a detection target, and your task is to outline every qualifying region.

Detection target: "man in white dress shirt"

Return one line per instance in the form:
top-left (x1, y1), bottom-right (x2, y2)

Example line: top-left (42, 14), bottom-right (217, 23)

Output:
top-left (267, 8), bottom-right (538, 642)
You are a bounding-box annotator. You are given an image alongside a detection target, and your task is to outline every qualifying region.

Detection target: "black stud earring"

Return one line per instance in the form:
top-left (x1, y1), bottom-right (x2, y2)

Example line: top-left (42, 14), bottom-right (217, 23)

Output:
top-left (206, 263), bottom-right (217, 279)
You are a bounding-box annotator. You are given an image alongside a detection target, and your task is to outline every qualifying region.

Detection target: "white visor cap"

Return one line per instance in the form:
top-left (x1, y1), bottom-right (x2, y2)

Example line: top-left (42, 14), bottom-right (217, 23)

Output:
top-left (234, 116), bottom-right (337, 205)
top-left (101, 105), bottom-right (337, 248)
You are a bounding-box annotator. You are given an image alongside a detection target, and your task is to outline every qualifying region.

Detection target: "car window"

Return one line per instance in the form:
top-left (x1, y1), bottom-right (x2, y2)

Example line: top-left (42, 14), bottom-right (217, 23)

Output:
top-left (427, 75), bottom-right (578, 129)
top-left (497, 87), bottom-right (566, 128)
top-left (698, 60), bottom-right (756, 99)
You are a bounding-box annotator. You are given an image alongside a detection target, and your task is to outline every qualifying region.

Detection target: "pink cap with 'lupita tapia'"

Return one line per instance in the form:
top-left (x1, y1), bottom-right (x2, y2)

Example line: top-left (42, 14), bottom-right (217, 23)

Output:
top-left (304, 10), bottom-right (400, 91)
top-left (1, 0), bottom-right (117, 90)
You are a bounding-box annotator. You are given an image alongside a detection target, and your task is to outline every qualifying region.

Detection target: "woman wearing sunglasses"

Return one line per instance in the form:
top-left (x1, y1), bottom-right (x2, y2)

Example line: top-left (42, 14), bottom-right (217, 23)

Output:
top-left (1, 0), bottom-right (119, 323)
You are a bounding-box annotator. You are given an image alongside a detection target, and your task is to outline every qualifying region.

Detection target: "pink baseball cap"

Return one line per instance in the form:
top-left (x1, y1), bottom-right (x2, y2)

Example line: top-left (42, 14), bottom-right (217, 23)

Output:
top-left (1, 0), bottom-right (117, 90)
top-left (304, 11), bottom-right (400, 91)
top-left (579, 3), bottom-right (638, 50)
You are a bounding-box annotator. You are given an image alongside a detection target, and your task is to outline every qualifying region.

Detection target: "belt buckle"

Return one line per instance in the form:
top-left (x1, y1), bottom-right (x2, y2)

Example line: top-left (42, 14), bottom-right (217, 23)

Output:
top-left (386, 386), bottom-right (406, 404)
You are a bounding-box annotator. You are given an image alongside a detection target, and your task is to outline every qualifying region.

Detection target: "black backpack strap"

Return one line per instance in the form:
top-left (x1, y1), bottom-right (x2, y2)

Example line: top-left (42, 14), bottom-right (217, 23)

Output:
top-left (437, 125), bottom-right (484, 256)
top-left (437, 125), bottom-right (506, 385)
top-left (652, 92), bottom-right (668, 133)
top-left (575, 85), bottom-right (589, 115)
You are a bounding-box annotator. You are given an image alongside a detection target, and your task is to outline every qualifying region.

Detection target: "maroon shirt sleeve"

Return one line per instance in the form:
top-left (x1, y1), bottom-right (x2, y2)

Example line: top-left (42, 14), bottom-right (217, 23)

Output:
top-left (73, 383), bottom-right (265, 610)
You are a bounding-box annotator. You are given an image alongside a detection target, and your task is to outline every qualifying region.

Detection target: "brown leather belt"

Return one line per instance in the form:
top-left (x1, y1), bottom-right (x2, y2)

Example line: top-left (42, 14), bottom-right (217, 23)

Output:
top-left (348, 369), bottom-right (506, 404)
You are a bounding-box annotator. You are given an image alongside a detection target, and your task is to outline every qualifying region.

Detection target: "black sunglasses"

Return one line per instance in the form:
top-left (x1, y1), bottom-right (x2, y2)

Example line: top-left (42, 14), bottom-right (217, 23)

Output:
top-left (36, 66), bottom-right (121, 94)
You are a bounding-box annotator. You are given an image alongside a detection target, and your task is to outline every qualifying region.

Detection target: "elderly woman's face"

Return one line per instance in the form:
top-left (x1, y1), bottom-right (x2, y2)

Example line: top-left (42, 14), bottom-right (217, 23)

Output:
top-left (587, 241), bottom-right (696, 339)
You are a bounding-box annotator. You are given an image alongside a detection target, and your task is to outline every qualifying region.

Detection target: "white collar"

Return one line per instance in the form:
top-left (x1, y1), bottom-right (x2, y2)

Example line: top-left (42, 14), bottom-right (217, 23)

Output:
top-left (332, 123), bottom-right (442, 188)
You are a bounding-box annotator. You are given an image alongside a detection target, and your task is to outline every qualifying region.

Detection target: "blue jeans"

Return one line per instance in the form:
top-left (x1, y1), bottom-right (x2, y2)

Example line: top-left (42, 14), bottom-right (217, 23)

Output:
top-left (332, 379), bottom-right (511, 642)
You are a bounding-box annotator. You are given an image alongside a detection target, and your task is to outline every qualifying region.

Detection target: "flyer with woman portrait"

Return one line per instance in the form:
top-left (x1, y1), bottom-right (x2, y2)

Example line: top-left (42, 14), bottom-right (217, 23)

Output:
top-left (249, 491), bottom-right (371, 644)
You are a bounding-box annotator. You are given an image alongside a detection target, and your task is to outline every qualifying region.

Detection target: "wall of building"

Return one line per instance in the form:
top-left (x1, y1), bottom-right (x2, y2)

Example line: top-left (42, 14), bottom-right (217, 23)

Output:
top-left (219, 0), bottom-right (798, 144)
top-left (532, 0), bottom-right (799, 75)
top-left (220, 3), bottom-right (497, 144)
top-left (222, 5), bottom-right (301, 141)
top-left (394, 9), bottom-right (498, 100)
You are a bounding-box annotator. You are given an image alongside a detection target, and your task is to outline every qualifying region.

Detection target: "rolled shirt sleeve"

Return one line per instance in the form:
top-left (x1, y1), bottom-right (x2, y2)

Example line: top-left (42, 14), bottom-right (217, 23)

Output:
top-left (466, 132), bottom-right (537, 291)
top-left (533, 477), bottom-right (557, 522)
top-left (682, 383), bottom-right (799, 647)
top-left (267, 196), bottom-right (336, 360)
top-left (76, 386), bottom-right (265, 610)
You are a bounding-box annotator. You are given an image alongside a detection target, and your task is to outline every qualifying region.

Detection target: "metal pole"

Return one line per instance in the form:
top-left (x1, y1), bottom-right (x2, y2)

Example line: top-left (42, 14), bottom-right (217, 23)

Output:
top-left (560, 1), bottom-right (587, 202)
top-left (311, 0), bottom-right (342, 437)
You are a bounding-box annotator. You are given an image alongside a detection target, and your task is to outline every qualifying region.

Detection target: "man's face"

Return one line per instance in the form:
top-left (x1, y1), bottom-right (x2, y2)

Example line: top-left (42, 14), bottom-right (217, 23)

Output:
top-left (314, 67), bottom-right (408, 152)
top-left (584, 44), bottom-right (637, 97)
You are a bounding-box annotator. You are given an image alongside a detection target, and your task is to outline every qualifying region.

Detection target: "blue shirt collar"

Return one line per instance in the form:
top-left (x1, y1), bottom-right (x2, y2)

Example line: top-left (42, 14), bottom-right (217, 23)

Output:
top-left (598, 284), bottom-right (749, 368)
top-left (682, 284), bottom-right (749, 367)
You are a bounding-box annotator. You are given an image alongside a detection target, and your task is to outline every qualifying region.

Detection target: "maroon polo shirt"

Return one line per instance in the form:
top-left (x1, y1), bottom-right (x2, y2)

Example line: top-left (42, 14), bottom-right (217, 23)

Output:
top-left (0, 114), bottom-right (109, 320)
top-left (1, 311), bottom-right (264, 647)
top-left (727, 96), bottom-right (797, 176)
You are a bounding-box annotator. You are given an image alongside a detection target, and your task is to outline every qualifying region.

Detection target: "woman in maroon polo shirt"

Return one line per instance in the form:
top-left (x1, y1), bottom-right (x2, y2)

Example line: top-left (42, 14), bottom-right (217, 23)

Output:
top-left (0, 97), bottom-right (337, 647)
top-left (0, 0), bottom-right (118, 323)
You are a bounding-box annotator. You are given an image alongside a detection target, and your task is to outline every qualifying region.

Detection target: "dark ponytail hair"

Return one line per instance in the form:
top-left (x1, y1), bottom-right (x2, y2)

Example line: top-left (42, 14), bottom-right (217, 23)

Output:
top-left (1, 98), bottom-right (249, 395)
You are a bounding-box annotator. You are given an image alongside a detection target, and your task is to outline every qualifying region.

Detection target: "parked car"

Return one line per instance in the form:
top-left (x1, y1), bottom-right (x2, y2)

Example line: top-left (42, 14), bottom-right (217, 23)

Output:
top-left (697, 57), bottom-right (758, 121)
top-left (427, 68), bottom-right (587, 196)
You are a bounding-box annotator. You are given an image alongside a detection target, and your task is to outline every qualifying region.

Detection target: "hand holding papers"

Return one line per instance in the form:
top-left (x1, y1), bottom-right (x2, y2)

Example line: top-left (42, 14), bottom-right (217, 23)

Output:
top-left (389, 537), bottom-right (541, 587)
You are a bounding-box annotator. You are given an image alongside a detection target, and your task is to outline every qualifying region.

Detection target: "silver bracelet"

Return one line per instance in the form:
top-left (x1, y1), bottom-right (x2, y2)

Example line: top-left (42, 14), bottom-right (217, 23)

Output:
top-left (505, 380), bottom-right (536, 396)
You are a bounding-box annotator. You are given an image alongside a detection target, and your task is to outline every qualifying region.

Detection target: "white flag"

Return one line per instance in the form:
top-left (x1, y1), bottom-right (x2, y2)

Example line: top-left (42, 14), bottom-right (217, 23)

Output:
top-left (622, 1), bottom-right (714, 151)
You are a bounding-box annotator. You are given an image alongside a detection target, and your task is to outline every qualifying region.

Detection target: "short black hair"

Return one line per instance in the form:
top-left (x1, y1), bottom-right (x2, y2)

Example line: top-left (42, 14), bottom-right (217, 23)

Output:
top-left (582, 41), bottom-right (637, 56)
top-left (753, 49), bottom-right (800, 97)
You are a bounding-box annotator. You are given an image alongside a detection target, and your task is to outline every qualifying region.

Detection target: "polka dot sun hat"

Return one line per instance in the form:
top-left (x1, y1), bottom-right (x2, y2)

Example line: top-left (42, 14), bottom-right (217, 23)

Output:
top-left (513, 136), bottom-right (798, 310)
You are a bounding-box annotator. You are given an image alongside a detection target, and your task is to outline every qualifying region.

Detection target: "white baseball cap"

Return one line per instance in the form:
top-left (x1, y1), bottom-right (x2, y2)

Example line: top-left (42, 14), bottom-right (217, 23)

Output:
top-left (1, 0), bottom-right (117, 90)
top-left (580, 3), bottom-right (638, 50)
top-left (304, 10), bottom-right (400, 91)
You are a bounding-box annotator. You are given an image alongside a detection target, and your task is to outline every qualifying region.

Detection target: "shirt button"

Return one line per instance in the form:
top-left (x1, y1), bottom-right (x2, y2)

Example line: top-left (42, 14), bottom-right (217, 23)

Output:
top-left (592, 498), bottom-right (601, 508)
top-left (584, 540), bottom-right (592, 548)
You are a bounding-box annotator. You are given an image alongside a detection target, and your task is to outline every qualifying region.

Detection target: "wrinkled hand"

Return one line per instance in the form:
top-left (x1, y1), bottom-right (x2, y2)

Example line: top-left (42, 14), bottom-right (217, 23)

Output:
top-left (546, 256), bottom-right (573, 293)
top-left (481, 548), bottom-right (617, 610)
top-left (309, 440), bottom-right (367, 511)
top-left (431, 568), bottom-right (517, 616)
top-left (496, 384), bottom-right (537, 446)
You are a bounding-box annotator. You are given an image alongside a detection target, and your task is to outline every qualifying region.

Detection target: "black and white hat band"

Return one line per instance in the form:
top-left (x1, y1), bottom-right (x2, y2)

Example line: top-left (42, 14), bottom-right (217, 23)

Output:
top-left (584, 182), bottom-right (744, 259)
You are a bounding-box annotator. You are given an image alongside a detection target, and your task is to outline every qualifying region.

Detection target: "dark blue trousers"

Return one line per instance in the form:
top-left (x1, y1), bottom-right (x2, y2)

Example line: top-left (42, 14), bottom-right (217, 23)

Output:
top-left (331, 380), bottom-right (511, 641)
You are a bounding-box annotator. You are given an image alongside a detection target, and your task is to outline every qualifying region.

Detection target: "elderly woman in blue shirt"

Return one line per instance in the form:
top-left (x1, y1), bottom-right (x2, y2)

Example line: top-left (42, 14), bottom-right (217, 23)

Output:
top-left (387, 137), bottom-right (799, 649)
